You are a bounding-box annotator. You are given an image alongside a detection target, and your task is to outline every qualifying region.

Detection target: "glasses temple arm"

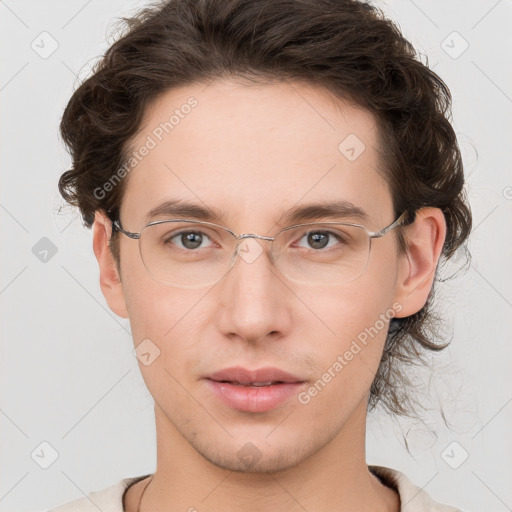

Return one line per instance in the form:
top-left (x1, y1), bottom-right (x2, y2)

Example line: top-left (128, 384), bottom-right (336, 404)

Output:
top-left (369, 211), bottom-right (412, 238)
top-left (112, 219), bottom-right (141, 239)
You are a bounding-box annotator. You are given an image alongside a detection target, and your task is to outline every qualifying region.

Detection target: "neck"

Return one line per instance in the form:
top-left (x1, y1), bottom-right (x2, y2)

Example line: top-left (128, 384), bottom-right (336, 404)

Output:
top-left (127, 400), bottom-right (399, 512)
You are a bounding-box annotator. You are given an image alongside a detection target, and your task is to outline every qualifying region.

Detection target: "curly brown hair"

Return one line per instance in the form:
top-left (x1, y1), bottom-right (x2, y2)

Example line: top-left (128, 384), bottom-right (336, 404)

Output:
top-left (58, 0), bottom-right (472, 417)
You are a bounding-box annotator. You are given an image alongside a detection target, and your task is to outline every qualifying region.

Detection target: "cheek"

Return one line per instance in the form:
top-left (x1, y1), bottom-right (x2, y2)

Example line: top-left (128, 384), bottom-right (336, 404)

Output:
top-left (293, 294), bottom-right (389, 417)
top-left (122, 276), bottom-right (210, 401)
top-left (124, 278), bottom-right (205, 343)
top-left (304, 250), bottom-right (397, 342)
top-left (298, 259), bottom-right (399, 394)
top-left (305, 285), bottom-right (390, 365)
top-left (119, 246), bottom-right (188, 343)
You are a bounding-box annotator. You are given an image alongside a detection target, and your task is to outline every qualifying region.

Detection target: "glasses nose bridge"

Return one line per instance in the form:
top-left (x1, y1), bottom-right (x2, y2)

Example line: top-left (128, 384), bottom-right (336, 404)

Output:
top-left (236, 233), bottom-right (275, 242)
top-left (232, 232), bottom-right (277, 263)
top-left (234, 232), bottom-right (275, 253)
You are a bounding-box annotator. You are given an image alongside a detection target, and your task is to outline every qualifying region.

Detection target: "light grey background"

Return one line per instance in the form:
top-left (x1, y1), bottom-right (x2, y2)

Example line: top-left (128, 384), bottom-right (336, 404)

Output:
top-left (1, 1), bottom-right (511, 511)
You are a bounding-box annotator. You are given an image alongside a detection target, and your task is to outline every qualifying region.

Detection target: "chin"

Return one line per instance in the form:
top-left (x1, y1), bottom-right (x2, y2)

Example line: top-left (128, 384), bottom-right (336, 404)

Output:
top-left (189, 432), bottom-right (320, 474)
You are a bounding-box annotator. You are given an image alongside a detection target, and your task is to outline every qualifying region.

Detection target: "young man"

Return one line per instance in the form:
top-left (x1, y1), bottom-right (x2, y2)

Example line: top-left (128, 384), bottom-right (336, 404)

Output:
top-left (53, 0), bottom-right (471, 510)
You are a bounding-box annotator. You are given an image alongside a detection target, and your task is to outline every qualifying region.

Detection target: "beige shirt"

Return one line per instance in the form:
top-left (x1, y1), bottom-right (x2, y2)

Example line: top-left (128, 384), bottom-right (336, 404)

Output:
top-left (46, 465), bottom-right (463, 511)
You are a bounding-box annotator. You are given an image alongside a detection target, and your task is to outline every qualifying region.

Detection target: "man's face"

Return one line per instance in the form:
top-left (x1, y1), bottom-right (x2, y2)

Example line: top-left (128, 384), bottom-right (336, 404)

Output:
top-left (114, 79), bottom-right (404, 472)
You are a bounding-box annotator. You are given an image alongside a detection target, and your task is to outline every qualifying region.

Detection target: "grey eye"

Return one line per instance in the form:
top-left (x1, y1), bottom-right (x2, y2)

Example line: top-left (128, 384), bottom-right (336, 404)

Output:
top-left (166, 230), bottom-right (213, 250)
top-left (296, 230), bottom-right (345, 250)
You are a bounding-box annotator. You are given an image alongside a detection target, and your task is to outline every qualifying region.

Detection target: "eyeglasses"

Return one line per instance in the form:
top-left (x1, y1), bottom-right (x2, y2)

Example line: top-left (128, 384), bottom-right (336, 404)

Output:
top-left (112, 212), bottom-right (409, 289)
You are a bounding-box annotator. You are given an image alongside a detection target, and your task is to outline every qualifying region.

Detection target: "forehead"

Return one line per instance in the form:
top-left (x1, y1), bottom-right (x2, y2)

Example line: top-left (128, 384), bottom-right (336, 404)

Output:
top-left (121, 78), bottom-right (393, 229)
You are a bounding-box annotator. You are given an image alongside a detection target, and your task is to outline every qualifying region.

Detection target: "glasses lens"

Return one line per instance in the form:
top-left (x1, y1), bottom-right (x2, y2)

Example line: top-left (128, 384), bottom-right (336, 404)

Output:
top-left (139, 221), bottom-right (235, 288)
top-left (273, 223), bottom-right (370, 285)
top-left (138, 221), bottom-right (371, 288)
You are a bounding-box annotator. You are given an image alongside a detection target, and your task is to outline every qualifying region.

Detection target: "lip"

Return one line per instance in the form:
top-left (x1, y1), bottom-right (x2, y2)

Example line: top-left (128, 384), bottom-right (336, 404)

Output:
top-left (204, 366), bottom-right (306, 413)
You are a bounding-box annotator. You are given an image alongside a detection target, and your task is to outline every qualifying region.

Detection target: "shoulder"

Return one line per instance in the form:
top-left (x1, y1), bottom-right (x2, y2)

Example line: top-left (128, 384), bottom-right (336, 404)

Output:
top-left (369, 465), bottom-right (464, 512)
top-left (45, 474), bottom-right (151, 512)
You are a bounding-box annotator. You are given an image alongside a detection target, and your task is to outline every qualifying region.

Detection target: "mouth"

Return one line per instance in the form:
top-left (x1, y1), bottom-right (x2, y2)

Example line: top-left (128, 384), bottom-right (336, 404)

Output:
top-left (206, 366), bottom-right (304, 385)
top-left (213, 380), bottom-right (288, 387)
top-left (204, 366), bottom-right (306, 413)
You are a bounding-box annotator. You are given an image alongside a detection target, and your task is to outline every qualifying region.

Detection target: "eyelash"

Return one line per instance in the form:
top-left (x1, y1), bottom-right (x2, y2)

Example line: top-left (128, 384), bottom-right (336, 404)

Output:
top-left (166, 229), bottom-right (346, 251)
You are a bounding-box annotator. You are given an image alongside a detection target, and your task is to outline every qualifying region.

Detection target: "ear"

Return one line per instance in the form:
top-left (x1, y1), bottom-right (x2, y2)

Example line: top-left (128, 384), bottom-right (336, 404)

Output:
top-left (392, 207), bottom-right (447, 317)
top-left (92, 211), bottom-right (129, 318)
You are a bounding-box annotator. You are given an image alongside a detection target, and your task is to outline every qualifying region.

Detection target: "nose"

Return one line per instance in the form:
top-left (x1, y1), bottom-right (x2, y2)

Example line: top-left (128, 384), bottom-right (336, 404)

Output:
top-left (214, 236), bottom-right (292, 344)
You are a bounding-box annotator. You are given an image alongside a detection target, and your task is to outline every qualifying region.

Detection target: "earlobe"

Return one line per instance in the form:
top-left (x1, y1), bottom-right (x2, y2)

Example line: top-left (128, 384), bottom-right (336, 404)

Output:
top-left (393, 207), bottom-right (447, 317)
top-left (92, 211), bottom-right (129, 318)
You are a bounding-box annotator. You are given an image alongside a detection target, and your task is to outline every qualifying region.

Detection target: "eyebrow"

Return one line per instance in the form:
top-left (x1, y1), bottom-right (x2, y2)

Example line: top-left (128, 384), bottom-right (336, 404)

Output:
top-left (145, 198), bottom-right (369, 225)
top-left (146, 199), bottom-right (226, 223)
top-left (278, 200), bottom-right (369, 225)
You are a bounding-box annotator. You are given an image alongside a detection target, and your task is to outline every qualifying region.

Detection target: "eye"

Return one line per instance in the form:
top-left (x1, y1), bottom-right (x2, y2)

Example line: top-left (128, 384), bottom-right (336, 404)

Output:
top-left (295, 229), bottom-right (347, 251)
top-left (166, 229), bottom-right (215, 250)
